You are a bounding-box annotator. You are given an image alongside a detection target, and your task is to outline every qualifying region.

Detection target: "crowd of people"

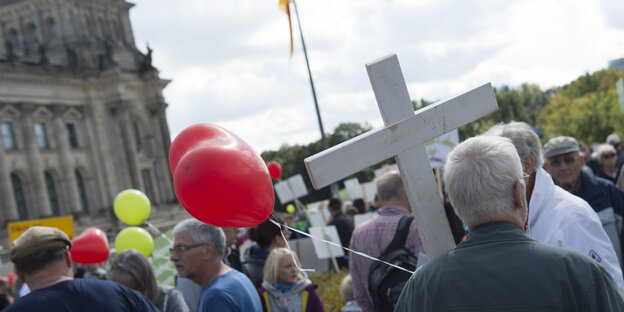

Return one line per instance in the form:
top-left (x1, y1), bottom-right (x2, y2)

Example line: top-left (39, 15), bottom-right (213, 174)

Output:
top-left (4, 123), bottom-right (624, 311)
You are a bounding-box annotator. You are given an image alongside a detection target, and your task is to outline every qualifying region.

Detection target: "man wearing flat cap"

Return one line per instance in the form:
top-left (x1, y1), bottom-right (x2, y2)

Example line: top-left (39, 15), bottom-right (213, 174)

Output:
top-left (544, 136), bottom-right (624, 270)
top-left (5, 226), bottom-right (159, 312)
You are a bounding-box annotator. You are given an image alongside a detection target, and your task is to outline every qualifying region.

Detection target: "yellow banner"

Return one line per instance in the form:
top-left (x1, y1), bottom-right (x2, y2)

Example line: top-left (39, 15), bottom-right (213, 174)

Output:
top-left (8, 215), bottom-right (74, 243)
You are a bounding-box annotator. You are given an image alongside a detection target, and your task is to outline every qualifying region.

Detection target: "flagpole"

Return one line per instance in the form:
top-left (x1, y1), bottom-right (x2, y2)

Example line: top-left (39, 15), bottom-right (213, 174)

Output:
top-left (291, 0), bottom-right (338, 195)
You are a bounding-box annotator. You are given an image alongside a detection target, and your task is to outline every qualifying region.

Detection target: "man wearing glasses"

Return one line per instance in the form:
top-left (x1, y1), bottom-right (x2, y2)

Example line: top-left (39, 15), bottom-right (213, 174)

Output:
top-left (487, 123), bottom-right (624, 293)
top-left (170, 219), bottom-right (262, 312)
top-left (544, 136), bottom-right (624, 270)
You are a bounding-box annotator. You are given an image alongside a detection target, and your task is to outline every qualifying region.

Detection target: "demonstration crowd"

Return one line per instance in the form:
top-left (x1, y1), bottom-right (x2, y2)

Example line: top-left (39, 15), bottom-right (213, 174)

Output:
top-left (3, 121), bottom-right (624, 311)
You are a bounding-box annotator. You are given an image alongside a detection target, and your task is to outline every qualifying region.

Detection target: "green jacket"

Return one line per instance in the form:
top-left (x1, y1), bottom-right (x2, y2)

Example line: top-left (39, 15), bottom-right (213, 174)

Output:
top-left (396, 222), bottom-right (624, 311)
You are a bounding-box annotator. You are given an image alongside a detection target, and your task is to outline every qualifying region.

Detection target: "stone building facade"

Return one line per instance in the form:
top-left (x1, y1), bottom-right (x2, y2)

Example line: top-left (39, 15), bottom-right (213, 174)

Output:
top-left (0, 0), bottom-right (176, 226)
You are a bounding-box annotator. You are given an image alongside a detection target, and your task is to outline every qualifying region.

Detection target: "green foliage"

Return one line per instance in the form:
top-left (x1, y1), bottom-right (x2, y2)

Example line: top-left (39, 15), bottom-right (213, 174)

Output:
top-left (539, 69), bottom-right (624, 144)
top-left (261, 122), bottom-right (379, 211)
top-left (412, 83), bottom-right (555, 140)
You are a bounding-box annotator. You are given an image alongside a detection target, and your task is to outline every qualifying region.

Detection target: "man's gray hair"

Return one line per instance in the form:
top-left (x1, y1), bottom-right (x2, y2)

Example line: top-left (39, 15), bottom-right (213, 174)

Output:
top-left (376, 170), bottom-right (406, 202)
top-left (444, 136), bottom-right (524, 227)
top-left (173, 218), bottom-right (226, 259)
top-left (483, 121), bottom-right (543, 171)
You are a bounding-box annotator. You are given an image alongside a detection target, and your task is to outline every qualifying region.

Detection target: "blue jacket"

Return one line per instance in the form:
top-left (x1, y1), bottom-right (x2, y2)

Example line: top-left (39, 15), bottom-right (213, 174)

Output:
top-left (576, 170), bottom-right (624, 253)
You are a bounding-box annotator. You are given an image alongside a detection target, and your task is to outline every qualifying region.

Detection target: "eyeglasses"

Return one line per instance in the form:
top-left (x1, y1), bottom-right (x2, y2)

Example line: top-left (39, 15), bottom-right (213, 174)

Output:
top-left (548, 156), bottom-right (577, 167)
top-left (169, 243), bottom-right (208, 255)
top-left (603, 153), bottom-right (616, 159)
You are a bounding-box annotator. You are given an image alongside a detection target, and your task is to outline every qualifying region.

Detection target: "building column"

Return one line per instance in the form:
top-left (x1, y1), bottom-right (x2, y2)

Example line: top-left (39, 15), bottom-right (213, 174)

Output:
top-left (0, 138), bottom-right (18, 222)
top-left (52, 106), bottom-right (82, 215)
top-left (21, 105), bottom-right (52, 217)
top-left (150, 101), bottom-right (175, 202)
top-left (113, 102), bottom-right (142, 189)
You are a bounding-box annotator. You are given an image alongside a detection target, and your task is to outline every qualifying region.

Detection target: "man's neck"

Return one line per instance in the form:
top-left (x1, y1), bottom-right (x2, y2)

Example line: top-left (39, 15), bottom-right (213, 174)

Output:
top-left (25, 263), bottom-right (73, 291)
top-left (198, 261), bottom-right (231, 288)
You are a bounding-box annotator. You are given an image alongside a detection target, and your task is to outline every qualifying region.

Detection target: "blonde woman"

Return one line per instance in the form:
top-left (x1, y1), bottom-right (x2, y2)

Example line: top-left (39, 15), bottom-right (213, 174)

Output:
top-left (258, 248), bottom-right (324, 312)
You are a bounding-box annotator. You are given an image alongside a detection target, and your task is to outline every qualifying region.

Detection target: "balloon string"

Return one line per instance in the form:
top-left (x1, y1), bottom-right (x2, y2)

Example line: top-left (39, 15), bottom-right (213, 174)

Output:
top-left (271, 219), bottom-right (415, 275)
top-left (145, 222), bottom-right (173, 244)
top-left (270, 219), bottom-right (315, 273)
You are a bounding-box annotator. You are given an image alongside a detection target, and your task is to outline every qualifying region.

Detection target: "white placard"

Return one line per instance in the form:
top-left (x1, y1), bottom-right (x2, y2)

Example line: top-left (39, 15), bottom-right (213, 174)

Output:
top-left (361, 181), bottom-right (377, 203)
top-left (307, 209), bottom-right (327, 228)
top-left (287, 238), bottom-right (329, 273)
top-left (305, 200), bottom-right (327, 212)
top-left (424, 128), bottom-right (459, 169)
top-left (308, 226), bottom-right (345, 259)
top-left (274, 174), bottom-right (309, 204)
top-left (354, 212), bottom-right (378, 227)
top-left (344, 178), bottom-right (363, 200)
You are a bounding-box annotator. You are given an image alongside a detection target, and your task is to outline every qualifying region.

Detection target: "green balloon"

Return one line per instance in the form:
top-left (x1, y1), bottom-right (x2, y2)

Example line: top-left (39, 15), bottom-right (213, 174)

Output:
top-left (114, 189), bottom-right (151, 225)
top-left (286, 204), bottom-right (295, 213)
top-left (115, 227), bottom-right (154, 258)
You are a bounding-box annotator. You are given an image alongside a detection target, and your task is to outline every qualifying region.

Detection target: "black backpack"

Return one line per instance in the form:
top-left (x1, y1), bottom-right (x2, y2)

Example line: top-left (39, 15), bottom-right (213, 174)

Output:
top-left (368, 215), bottom-right (418, 312)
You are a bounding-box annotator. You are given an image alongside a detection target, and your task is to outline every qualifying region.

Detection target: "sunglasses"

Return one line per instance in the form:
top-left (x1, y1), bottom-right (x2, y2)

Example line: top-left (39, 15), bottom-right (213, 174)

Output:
top-left (602, 153), bottom-right (616, 159)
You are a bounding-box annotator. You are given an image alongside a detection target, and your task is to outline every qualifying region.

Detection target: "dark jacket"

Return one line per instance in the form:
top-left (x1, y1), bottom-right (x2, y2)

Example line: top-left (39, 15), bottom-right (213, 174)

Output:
top-left (574, 170), bottom-right (624, 258)
top-left (395, 222), bottom-right (624, 311)
top-left (243, 245), bottom-right (268, 289)
top-left (327, 212), bottom-right (354, 249)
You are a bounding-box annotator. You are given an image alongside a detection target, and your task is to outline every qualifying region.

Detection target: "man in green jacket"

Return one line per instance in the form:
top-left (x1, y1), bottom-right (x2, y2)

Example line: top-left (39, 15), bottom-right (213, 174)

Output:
top-left (395, 136), bottom-right (624, 312)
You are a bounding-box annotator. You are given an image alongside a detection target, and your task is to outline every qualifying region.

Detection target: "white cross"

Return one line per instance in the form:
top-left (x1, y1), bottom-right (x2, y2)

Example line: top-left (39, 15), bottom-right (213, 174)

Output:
top-left (304, 54), bottom-right (498, 259)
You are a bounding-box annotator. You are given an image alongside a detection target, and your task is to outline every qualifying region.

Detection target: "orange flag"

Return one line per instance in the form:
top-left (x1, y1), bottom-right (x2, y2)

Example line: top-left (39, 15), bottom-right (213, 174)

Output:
top-left (279, 0), bottom-right (294, 55)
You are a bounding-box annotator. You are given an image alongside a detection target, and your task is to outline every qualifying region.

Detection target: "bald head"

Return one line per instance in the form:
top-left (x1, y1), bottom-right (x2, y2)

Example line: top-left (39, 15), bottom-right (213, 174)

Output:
top-left (376, 171), bottom-right (410, 210)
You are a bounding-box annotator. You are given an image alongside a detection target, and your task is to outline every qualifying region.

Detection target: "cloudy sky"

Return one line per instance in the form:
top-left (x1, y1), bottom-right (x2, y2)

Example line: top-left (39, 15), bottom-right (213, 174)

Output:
top-left (129, 0), bottom-right (624, 154)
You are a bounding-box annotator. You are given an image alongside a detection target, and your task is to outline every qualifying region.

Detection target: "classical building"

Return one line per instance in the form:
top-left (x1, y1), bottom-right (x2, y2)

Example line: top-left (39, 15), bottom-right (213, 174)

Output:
top-left (0, 0), bottom-right (176, 226)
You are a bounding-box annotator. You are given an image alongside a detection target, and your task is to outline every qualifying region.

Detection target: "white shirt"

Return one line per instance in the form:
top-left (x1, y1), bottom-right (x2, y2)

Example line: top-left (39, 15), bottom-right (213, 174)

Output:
top-left (527, 168), bottom-right (624, 294)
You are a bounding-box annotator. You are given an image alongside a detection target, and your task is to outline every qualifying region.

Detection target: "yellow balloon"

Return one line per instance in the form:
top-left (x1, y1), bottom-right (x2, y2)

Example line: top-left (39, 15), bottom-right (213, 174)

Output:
top-left (114, 189), bottom-right (151, 225)
top-left (286, 204), bottom-right (295, 213)
top-left (115, 227), bottom-right (154, 258)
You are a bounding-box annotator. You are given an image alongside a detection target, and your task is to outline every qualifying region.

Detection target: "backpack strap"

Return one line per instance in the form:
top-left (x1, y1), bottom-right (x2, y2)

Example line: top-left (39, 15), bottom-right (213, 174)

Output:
top-left (380, 215), bottom-right (413, 255)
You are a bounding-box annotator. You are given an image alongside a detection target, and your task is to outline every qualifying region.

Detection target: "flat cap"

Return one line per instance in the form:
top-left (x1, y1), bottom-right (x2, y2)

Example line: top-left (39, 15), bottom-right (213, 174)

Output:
top-left (543, 136), bottom-right (579, 159)
top-left (10, 226), bottom-right (72, 263)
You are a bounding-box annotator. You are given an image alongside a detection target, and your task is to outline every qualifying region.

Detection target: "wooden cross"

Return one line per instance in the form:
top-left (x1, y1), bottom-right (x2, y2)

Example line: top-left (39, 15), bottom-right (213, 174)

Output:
top-left (304, 54), bottom-right (498, 259)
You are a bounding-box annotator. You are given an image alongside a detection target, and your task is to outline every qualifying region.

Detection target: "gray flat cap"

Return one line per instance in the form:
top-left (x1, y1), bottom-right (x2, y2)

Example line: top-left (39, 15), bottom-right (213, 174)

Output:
top-left (544, 136), bottom-right (579, 158)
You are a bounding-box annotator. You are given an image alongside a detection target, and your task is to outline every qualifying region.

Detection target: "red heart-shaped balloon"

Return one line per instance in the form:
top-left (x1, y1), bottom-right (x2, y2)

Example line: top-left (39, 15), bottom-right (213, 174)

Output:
top-left (266, 161), bottom-right (282, 180)
top-left (170, 124), bottom-right (274, 227)
top-left (70, 227), bottom-right (110, 264)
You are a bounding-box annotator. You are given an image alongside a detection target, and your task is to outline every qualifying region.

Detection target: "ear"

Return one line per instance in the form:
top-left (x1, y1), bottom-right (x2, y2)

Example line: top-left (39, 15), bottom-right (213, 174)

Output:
top-left (522, 155), bottom-right (535, 176)
top-left (513, 180), bottom-right (527, 220)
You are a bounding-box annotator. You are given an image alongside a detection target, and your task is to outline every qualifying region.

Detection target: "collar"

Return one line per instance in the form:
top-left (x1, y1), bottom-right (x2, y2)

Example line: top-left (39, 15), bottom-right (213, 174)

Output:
top-left (572, 171), bottom-right (584, 196)
top-left (377, 206), bottom-right (411, 216)
top-left (458, 222), bottom-right (529, 249)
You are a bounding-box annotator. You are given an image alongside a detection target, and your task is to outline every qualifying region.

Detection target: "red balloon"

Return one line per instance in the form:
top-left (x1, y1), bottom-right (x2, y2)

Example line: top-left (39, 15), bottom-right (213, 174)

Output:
top-left (6, 273), bottom-right (15, 287)
top-left (70, 227), bottom-right (110, 264)
top-left (169, 124), bottom-right (274, 227)
top-left (266, 161), bottom-right (282, 179)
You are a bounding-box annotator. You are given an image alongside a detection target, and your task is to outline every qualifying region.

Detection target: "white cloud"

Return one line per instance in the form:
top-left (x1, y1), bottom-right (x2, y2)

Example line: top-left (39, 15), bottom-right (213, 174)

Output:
top-left (131, 0), bottom-right (624, 152)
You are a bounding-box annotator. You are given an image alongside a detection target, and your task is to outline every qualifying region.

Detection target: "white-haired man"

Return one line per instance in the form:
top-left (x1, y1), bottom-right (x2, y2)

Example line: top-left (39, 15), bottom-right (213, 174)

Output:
top-left (395, 136), bottom-right (624, 311)
top-left (485, 122), bottom-right (624, 293)
top-left (170, 219), bottom-right (261, 312)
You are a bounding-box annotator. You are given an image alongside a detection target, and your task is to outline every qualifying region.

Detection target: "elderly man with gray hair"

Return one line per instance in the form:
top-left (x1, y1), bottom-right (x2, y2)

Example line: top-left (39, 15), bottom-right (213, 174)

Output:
top-left (170, 219), bottom-right (261, 312)
top-left (395, 136), bottom-right (624, 311)
top-left (485, 122), bottom-right (624, 293)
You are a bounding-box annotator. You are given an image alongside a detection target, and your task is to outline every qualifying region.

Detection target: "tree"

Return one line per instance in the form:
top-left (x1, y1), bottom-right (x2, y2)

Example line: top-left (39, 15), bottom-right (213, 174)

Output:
top-left (412, 83), bottom-right (555, 140)
top-left (261, 122), bottom-right (377, 210)
top-left (538, 69), bottom-right (624, 144)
